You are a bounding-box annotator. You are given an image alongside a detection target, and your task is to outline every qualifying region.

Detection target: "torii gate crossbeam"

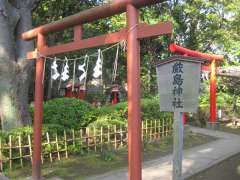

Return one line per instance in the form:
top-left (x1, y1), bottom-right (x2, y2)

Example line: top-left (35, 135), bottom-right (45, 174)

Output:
top-left (22, 1), bottom-right (173, 180)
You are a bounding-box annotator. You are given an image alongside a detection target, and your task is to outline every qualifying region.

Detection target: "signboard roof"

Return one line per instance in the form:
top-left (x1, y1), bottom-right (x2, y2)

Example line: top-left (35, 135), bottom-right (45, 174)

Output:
top-left (156, 55), bottom-right (208, 67)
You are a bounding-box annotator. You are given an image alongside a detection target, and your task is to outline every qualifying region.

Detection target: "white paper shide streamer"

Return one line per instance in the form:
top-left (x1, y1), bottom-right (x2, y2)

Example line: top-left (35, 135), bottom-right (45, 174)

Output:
top-left (61, 59), bottom-right (70, 81)
top-left (201, 71), bottom-right (209, 81)
top-left (78, 62), bottom-right (86, 83)
top-left (51, 58), bottom-right (60, 80)
top-left (93, 49), bottom-right (103, 79)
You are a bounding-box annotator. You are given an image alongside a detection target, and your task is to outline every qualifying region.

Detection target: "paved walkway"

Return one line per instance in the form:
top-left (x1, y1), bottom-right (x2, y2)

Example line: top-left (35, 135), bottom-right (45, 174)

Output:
top-left (87, 126), bottom-right (240, 180)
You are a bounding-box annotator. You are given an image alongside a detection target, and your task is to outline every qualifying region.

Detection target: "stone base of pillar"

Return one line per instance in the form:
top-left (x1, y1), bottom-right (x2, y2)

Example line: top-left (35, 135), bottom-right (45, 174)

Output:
top-left (206, 121), bottom-right (220, 130)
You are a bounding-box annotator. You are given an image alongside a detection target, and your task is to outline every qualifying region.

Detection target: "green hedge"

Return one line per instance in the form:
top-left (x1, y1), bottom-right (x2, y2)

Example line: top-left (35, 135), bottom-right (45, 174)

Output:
top-left (89, 97), bottom-right (172, 128)
top-left (0, 124), bottom-right (65, 139)
top-left (26, 97), bottom-right (172, 132)
top-left (29, 98), bottom-right (97, 130)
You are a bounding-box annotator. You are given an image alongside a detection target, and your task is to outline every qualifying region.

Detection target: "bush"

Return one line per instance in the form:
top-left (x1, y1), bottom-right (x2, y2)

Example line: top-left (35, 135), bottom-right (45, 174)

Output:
top-left (28, 97), bottom-right (172, 130)
top-left (29, 98), bottom-right (97, 129)
top-left (141, 97), bottom-right (172, 121)
top-left (0, 124), bottom-right (67, 140)
top-left (89, 97), bottom-right (172, 128)
top-left (89, 102), bottom-right (128, 128)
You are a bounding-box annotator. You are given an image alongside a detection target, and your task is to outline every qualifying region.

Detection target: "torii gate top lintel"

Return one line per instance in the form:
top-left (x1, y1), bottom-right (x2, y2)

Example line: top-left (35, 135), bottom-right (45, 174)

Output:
top-left (23, 0), bottom-right (172, 60)
top-left (169, 43), bottom-right (224, 61)
top-left (22, 0), bottom-right (166, 41)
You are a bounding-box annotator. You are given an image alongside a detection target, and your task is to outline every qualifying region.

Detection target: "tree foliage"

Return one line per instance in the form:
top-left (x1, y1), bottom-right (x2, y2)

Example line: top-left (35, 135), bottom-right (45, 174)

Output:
top-left (1, 0), bottom-right (239, 130)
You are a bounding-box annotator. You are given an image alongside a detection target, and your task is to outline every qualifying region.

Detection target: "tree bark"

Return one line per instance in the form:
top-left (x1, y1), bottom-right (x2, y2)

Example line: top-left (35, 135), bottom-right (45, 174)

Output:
top-left (0, 1), bottom-right (21, 130)
top-left (0, 0), bottom-right (37, 130)
top-left (15, 6), bottom-right (34, 126)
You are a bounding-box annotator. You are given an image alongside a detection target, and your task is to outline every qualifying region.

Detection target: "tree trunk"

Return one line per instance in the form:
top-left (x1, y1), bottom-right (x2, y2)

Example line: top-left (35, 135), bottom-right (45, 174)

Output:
top-left (0, 0), bottom-right (36, 130)
top-left (15, 6), bottom-right (34, 126)
top-left (0, 1), bottom-right (20, 130)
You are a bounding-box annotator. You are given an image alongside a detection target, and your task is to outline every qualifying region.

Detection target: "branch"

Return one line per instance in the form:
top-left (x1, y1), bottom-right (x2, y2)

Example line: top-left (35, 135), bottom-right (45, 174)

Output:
top-left (31, 0), bottom-right (42, 11)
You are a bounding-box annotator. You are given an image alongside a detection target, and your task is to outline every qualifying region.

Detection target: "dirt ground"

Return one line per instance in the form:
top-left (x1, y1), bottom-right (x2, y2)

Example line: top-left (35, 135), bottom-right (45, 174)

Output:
top-left (187, 153), bottom-right (240, 180)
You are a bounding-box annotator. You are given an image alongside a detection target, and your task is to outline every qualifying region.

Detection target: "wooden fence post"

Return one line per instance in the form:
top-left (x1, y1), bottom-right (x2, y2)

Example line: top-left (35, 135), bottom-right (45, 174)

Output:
top-left (107, 125), bottom-right (110, 145)
top-left (0, 138), bottom-right (3, 171)
top-left (114, 125), bottom-right (117, 150)
top-left (64, 130), bottom-right (68, 158)
top-left (100, 127), bottom-right (103, 152)
top-left (9, 135), bottom-right (12, 170)
top-left (166, 119), bottom-right (168, 136)
top-left (120, 125), bottom-right (123, 147)
top-left (94, 127), bottom-right (97, 152)
top-left (154, 120), bottom-right (157, 139)
top-left (18, 135), bottom-right (23, 168)
top-left (46, 132), bottom-right (53, 162)
top-left (86, 128), bottom-right (90, 153)
top-left (55, 133), bottom-right (61, 161)
top-left (150, 120), bottom-right (153, 141)
top-left (41, 133), bottom-right (44, 165)
top-left (162, 119), bottom-right (165, 137)
top-left (80, 129), bottom-right (83, 146)
top-left (28, 135), bottom-right (33, 164)
top-left (72, 129), bottom-right (75, 147)
top-left (126, 124), bottom-right (128, 143)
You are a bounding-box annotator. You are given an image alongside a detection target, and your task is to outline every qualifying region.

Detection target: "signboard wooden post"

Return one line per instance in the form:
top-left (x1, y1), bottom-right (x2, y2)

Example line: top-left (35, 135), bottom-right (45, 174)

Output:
top-left (156, 56), bottom-right (206, 180)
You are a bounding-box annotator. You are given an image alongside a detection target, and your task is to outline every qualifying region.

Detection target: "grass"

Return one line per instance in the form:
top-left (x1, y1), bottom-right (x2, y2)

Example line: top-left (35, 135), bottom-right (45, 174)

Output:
top-left (5, 130), bottom-right (217, 180)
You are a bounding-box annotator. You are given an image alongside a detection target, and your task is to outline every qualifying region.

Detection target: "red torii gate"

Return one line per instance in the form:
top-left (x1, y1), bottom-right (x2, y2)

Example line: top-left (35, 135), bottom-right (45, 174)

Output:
top-left (22, 0), bottom-right (173, 179)
top-left (169, 43), bottom-right (224, 125)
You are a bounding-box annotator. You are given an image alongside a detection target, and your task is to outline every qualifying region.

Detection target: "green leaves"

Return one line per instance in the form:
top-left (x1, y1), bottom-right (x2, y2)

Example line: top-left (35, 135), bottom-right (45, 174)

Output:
top-left (30, 98), bottom-right (97, 129)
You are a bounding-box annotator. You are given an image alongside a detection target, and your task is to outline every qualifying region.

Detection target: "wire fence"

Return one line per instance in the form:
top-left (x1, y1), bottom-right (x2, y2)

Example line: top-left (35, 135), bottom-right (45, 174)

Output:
top-left (0, 119), bottom-right (173, 171)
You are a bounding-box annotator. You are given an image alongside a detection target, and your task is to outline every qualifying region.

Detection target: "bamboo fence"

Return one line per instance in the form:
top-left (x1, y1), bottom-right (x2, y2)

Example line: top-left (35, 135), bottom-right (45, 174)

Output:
top-left (0, 119), bottom-right (172, 171)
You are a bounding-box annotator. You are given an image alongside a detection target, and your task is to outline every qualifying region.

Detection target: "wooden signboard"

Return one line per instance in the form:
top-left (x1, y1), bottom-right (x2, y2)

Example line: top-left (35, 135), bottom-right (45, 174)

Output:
top-left (156, 56), bottom-right (206, 180)
top-left (156, 56), bottom-right (206, 113)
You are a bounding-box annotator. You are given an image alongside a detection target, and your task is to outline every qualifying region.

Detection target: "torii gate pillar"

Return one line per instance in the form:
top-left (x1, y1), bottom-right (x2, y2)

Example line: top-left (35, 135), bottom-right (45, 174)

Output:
top-left (169, 43), bottom-right (224, 127)
top-left (210, 60), bottom-right (216, 124)
top-left (127, 4), bottom-right (141, 180)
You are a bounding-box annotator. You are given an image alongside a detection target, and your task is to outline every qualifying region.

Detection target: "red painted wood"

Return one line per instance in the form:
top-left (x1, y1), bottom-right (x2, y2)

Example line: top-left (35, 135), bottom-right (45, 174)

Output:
top-left (202, 65), bottom-right (210, 71)
top-left (64, 88), bottom-right (73, 98)
top-left (32, 33), bottom-right (46, 180)
top-left (210, 60), bottom-right (217, 123)
top-left (169, 43), bottom-right (224, 61)
top-left (183, 112), bottom-right (186, 125)
top-left (22, 0), bottom-right (166, 41)
top-left (64, 86), bottom-right (86, 100)
top-left (112, 92), bottom-right (118, 105)
top-left (74, 25), bottom-right (83, 42)
top-left (137, 22), bottom-right (173, 39)
top-left (78, 89), bottom-right (86, 100)
top-left (127, 4), bottom-right (142, 180)
top-left (26, 22), bottom-right (172, 60)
